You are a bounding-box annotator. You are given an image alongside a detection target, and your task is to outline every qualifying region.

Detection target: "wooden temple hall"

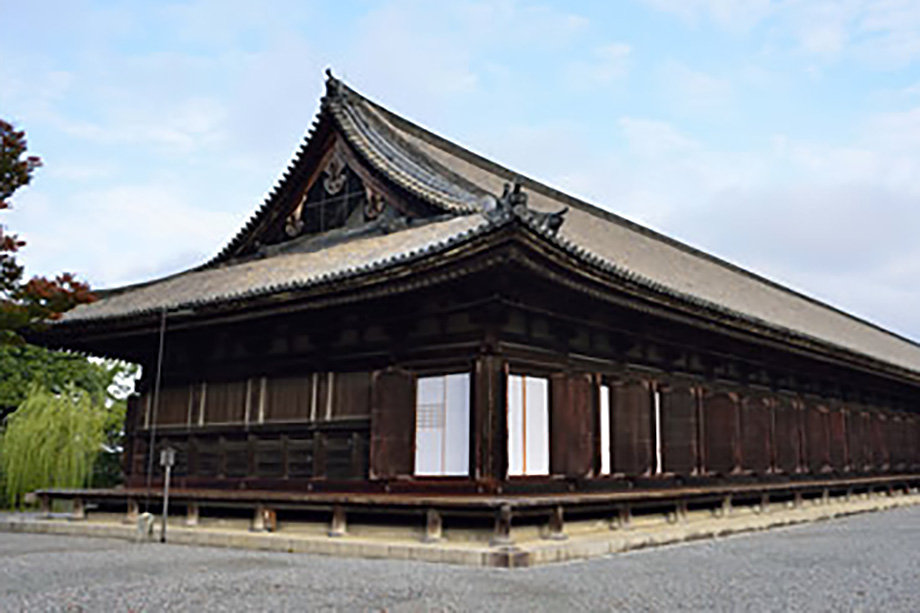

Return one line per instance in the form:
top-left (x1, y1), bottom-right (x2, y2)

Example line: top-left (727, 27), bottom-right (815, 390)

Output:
top-left (40, 71), bottom-right (920, 542)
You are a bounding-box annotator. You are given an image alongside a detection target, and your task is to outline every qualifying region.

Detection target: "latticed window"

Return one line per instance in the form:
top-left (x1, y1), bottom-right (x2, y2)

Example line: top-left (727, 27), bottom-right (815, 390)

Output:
top-left (414, 374), bottom-right (470, 476)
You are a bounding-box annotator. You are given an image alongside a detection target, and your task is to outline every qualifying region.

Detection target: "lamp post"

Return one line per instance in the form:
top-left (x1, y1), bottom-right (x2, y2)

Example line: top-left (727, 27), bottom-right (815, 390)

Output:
top-left (159, 446), bottom-right (176, 543)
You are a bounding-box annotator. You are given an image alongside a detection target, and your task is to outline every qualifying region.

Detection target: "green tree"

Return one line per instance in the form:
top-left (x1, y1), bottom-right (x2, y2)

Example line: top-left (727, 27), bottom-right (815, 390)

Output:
top-left (0, 344), bottom-right (115, 419)
top-left (0, 347), bottom-right (138, 503)
top-left (1, 385), bottom-right (107, 507)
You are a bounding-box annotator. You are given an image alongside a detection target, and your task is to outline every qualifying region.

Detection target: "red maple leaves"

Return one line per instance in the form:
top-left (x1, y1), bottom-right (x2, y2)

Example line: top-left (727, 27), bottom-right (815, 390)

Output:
top-left (1, 119), bottom-right (95, 341)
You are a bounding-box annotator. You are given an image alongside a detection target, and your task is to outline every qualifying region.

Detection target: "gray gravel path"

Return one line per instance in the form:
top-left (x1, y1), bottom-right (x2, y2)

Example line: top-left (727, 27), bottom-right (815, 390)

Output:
top-left (1, 506), bottom-right (919, 612)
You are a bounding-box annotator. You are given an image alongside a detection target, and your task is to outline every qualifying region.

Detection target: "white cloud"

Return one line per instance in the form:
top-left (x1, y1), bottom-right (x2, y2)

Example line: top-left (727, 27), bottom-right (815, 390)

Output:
top-left (646, 0), bottom-right (920, 67)
top-left (658, 60), bottom-right (734, 111)
top-left (567, 43), bottom-right (633, 86)
top-left (643, 0), bottom-right (774, 31)
top-left (10, 185), bottom-right (242, 287)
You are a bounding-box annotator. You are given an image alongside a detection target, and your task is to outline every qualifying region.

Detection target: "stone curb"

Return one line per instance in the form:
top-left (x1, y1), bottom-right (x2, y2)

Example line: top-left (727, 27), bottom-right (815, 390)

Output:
top-left (2, 493), bottom-right (918, 568)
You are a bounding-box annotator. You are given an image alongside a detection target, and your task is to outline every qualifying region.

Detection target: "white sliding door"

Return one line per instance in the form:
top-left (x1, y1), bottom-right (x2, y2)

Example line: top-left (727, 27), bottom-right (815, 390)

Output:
top-left (507, 374), bottom-right (549, 476)
top-left (600, 384), bottom-right (612, 475)
top-left (414, 373), bottom-right (470, 476)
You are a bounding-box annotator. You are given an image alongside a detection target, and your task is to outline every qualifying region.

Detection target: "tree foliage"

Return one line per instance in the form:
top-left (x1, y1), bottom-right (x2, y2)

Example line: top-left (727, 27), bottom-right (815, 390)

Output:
top-left (0, 119), bottom-right (95, 343)
top-left (0, 344), bottom-right (116, 419)
top-left (0, 346), bottom-right (138, 503)
top-left (1, 385), bottom-right (108, 507)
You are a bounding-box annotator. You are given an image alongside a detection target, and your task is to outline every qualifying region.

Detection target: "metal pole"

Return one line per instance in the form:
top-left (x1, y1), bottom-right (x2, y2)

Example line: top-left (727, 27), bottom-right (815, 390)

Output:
top-left (159, 446), bottom-right (175, 543)
top-left (145, 308), bottom-right (168, 512)
top-left (160, 462), bottom-right (171, 543)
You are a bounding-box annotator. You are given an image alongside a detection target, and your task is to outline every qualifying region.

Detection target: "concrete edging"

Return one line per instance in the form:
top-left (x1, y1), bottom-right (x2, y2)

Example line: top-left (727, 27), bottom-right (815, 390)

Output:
top-left (2, 492), bottom-right (918, 568)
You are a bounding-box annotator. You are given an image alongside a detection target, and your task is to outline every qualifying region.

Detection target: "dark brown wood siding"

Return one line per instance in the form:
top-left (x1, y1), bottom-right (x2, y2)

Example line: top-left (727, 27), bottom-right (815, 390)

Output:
top-left (805, 402), bottom-right (830, 473)
top-left (152, 386), bottom-right (192, 426)
top-left (773, 396), bottom-right (799, 473)
top-left (369, 368), bottom-right (415, 479)
top-left (610, 378), bottom-right (654, 476)
top-left (659, 383), bottom-right (699, 476)
top-left (549, 373), bottom-right (595, 478)
top-left (828, 406), bottom-right (848, 471)
top-left (203, 381), bottom-right (247, 424)
top-left (847, 409), bottom-right (866, 471)
top-left (740, 394), bottom-right (772, 474)
top-left (870, 412), bottom-right (889, 469)
top-left (264, 376), bottom-right (313, 422)
top-left (333, 372), bottom-right (372, 419)
top-left (702, 390), bottom-right (740, 475)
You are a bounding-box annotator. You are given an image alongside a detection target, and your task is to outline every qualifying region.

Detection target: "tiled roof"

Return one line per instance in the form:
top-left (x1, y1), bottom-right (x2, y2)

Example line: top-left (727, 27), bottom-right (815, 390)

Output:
top-left (345, 79), bottom-right (920, 375)
top-left (60, 72), bottom-right (920, 376)
top-left (60, 215), bottom-right (488, 322)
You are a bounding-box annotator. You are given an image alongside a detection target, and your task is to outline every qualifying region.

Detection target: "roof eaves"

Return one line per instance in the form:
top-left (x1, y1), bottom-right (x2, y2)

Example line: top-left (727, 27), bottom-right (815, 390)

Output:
top-left (58, 214), bottom-right (502, 326)
top-left (510, 207), bottom-right (920, 379)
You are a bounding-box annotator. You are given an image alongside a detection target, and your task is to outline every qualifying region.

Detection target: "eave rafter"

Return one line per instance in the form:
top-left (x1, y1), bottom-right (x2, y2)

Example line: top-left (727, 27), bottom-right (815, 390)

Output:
top-left (43, 195), bottom-right (920, 389)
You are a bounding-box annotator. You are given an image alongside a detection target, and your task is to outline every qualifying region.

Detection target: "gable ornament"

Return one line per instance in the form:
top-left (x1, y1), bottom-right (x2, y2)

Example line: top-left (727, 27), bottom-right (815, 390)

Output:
top-left (323, 150), bottom-right (347, 195)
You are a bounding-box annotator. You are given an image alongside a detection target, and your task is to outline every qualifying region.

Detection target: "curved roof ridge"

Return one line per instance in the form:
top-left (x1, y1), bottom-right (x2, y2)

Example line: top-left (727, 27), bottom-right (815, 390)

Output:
top-left (342, 81), bottom-right (920, 353)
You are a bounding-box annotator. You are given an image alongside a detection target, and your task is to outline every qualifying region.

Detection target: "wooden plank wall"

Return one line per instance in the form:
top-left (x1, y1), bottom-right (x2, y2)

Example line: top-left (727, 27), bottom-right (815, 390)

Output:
top-left (129, 371), bottom-right (373, 484)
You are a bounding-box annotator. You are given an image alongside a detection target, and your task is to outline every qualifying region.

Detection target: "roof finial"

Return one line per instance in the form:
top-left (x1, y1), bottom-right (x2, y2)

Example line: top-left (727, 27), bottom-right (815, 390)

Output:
top-left (324, 67), bottom-right (343, 99)
top-left (490, 178), bottom-right (567, 234)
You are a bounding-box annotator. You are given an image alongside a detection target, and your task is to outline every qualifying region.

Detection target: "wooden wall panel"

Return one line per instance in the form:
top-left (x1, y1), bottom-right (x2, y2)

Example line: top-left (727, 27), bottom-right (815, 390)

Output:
top-left (287, 437), bottom-right (315, 478)
top-left (254, 438), bottom-right (284, 478)
top-left (913, 417), bottom-right (920, 469)
top-left (911, 417), bottom-right (920, 469)
top-left (702, 390), bottom-right (739, 475)
top-left (151, 386), bottom-right (192, 426)
top-left (549, 373), bottom-right (595, 478)
top-left (123, 395), bottom-right (141, 477)
top-left (859, 412), bottom-right (873, 471)
top-left (828, 407), bottom-right (848, 471)
top-left (333, 372), bottom-right (372, 419)
top-left (369, 369), bottom-right (415, 479)
top-left (194, 438), bottom-right (220, 477)
top-left (773, 397), bottom-right (800, 474)
top-left (890, 415), bottom-right (906, 471)
top-left (660, 383), bottom-right (699, 476)
top-left (846, 409), bottom-right (865, 471)
top-left (223, 437), bottom-right (249, 478)
top-left (740, 395), bottom-right (772, 474)
top-left (264, 376), bottom-right (313, 422)
top-left (203, 381), bottom-right (247, 424)
top-left (805, 403), bottom-right (830, 473)
top-left (610, 378), bottom-right (653, 476)
top-left (871, 412), bottom-right (889, 470)
top-left (325, 434), bottom-right (356, 480)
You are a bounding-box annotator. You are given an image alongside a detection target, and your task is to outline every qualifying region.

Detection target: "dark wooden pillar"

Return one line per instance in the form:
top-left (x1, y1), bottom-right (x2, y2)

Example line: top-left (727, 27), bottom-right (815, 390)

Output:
top-left (123, 394), bottom-right (141, 479)
top-left (474, 355), bottom-right (505, 484)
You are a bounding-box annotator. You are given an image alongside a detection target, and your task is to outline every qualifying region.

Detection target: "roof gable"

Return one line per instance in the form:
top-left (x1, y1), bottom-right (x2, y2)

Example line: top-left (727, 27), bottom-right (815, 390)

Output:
top-left (208, 73), bottom-right (495, 266)
top-left (54, 70), bottom-right (920, 377)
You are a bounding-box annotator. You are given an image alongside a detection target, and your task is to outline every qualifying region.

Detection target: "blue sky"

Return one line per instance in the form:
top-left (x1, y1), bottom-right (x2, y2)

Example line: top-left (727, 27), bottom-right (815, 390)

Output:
top-left (3, 0), bottom-right (920, 339)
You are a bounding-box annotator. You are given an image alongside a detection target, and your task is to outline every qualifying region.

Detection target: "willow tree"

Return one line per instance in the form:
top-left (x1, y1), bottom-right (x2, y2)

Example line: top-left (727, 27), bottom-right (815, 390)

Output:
top-left (1, 384), bottom-right (108, 507)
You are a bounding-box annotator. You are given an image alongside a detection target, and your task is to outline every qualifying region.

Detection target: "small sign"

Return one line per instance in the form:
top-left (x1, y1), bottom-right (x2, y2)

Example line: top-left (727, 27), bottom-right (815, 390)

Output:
top-left (160, 446), bottom-right (176, 468)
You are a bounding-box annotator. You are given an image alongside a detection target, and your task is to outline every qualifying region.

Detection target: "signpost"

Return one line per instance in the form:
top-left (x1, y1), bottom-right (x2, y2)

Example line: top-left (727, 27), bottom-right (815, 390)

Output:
top-left (159, 446), bottom-right (176, 543)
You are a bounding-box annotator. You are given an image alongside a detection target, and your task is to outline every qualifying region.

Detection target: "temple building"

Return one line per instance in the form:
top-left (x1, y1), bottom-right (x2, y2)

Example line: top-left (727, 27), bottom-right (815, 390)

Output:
top-left (40, 72), bottom-right (920, 545)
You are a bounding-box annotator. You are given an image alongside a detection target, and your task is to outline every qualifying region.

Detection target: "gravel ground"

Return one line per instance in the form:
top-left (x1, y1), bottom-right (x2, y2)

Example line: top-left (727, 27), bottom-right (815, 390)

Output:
top-left (1, 506), bottom-right (918, 612)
